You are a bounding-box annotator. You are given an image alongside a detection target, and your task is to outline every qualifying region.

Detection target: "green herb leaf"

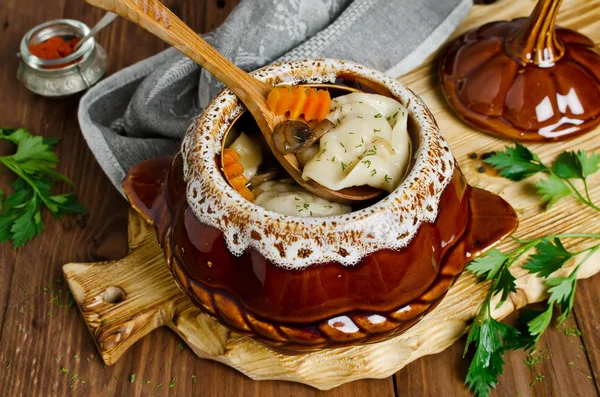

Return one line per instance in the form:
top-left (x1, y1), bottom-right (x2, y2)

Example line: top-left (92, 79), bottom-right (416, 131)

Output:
top-left (546, 275), bottom-right (577, 320)
top-left (526, 306), bottom-right (553, 340)
top-left (10, 196), bottom-right (42, 248)
top-left (551, 151), bottom-right (583, 179)
top-left (484, 142), bottom-right (548, 181)
top-left (465, 316), bottom-right (519, 397)
top-left (536, 175), bottom-right (571, 208)
top-left (495, 267), bottom-right (517, 306)
top-left (486, 144), bottom-right (600, 212)
top-left (577, 151), bottom-right (600, 178)
top-left (467, 249), bottom-right (508, 281)
top-left (0, 127), bottom-right (84, 247)
top-left (512, 309), bottom-right (542, 350)
top-left (466, 247), bottom-right (516, 305)
top-left (523, 238), bottom-right (573, 278)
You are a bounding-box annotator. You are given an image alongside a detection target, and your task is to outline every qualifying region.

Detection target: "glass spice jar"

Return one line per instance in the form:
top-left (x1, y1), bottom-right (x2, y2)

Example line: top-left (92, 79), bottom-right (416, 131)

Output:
top-left (17, 19), bottom-right (107, 97)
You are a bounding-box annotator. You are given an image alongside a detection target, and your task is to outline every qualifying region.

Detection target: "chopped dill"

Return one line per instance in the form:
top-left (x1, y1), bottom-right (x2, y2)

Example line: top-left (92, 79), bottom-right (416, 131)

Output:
top-left (364, 146), bottom-right (378, 156)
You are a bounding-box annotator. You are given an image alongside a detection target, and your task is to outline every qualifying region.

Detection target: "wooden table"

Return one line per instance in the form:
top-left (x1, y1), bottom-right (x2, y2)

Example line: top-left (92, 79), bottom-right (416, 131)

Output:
top-left (1, 0), bottom-right (599, 396)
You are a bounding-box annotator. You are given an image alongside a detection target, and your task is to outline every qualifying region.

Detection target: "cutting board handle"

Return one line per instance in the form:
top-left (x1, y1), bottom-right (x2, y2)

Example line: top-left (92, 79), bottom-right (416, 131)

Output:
top-left (63, 210), bottom-right (185, 365)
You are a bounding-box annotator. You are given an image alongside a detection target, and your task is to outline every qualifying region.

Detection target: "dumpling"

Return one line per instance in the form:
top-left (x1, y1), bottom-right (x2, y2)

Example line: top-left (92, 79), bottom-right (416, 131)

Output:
top-left (254, 179), bottom-right (351, 217)
top-left (229, 132), bottom-right (263, 180)
top-left (301, 93), bottom-right (410, 193)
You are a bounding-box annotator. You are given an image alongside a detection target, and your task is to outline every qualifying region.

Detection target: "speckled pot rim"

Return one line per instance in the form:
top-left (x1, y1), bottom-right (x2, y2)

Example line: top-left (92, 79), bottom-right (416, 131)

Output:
top-left (181, 59), bottom-right (455, 269)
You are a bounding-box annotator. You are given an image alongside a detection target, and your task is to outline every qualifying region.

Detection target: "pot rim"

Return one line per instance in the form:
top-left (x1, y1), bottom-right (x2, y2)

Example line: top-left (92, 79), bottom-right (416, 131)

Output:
top-left (181, 58), bottom-right (455, 269)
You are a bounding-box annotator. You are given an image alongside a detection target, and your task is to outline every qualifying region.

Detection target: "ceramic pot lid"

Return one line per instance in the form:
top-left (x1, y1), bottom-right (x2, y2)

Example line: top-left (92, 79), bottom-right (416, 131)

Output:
top-left (440, 0), bottom-right (600, 141)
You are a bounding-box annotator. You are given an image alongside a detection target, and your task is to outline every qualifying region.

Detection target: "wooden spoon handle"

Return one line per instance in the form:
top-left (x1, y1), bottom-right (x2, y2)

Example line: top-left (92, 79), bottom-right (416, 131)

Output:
top-left (84, 0), bottom-right (272, 118)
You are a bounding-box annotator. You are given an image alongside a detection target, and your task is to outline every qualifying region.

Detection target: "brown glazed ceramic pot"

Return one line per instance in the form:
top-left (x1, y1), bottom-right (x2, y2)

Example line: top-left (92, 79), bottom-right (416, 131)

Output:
top-left (440, 0), bottom-right (600, 141)
top-left (123, 59), bottom-right (518, 353)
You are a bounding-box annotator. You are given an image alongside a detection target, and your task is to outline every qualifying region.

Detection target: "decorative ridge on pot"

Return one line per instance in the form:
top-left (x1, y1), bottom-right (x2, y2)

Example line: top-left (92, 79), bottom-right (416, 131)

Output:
top-left (181, 59), bottom-right (455, 269)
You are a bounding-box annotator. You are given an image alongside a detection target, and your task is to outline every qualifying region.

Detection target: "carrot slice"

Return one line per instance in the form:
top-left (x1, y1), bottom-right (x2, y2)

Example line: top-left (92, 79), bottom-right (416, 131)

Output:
top-left (222, 148), bottom-right (241, 166)
top-left (266, 85), bottom-right (332, 121)
top-left (316, 90), bottom-right (332, 121)
top-left (224, 162), bottom-right (244, 178)
top-left (266, 88), bottom-right (282, 114)
top-left (229, 175), bottom-right (248, 190)
top-left (303, 88), bottom-right (320, 122)
top-left (289, 86), bottom-right (308, 119)
top-left (237, 187), bottom-right (255, 201)
top-left (274, 86), bottom-right (294, 114)
top-left (222, 148), bottom-right (255, 201)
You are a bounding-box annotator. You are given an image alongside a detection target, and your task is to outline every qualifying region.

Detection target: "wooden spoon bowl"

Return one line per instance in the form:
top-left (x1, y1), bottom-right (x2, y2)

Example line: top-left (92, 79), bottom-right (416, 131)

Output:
top-left (220, 83), bottom-right (386, 204)
top-left (84, 0), bottom-right (382, 204)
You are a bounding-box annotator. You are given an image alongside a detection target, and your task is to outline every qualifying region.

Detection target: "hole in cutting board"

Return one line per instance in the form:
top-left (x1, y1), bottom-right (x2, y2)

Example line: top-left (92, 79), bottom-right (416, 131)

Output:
top-left (101, 286), bottom-right (126, 304)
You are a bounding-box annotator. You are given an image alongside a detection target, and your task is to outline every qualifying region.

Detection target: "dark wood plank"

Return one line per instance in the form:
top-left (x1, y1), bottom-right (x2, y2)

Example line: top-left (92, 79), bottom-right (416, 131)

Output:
top-left (574, 276), bottom-right (600, 392)
top-left (0, 4), bottom-right (130, 396)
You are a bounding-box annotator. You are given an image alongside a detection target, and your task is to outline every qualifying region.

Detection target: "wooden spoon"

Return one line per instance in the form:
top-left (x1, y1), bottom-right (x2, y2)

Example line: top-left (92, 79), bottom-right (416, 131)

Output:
top-left (84, 0), bottom-right (383, 204)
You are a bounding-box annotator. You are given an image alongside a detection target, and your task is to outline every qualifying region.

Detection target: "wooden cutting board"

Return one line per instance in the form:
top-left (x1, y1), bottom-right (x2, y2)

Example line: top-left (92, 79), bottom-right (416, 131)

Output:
top-left (63, 0), bottom-right (600, 391)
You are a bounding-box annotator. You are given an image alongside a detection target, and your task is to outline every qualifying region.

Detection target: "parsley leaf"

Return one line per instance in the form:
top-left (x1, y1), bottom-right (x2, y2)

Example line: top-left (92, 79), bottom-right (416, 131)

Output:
top-left (465, 314), bottom-right (519, 397)
top-left (467, 249), bottom-right (515, 306)
top-left (523, 238), bottom-right (573, 277)
top-left (0, 128), bottom-right (85, 247)
top-left (467, 249), bottom-right (507, 280)
top-left (486, 144), bottom-right (600, 212)
top-left (578, 150), bottom-right (600, 178)
top-left (484, 142), bottom-right (548, 181)
top-left (535, 175), bottom-right (571, 208)
top-left (546, 275), bottom-right (576, 320)
top-left (495, 267), bottom-right (517, 306)
top-left (11, 196), bottom-right (43, 247)
top-left (551, 151), bottom-right (583, 179)
top-left (526, 306), bottom-right (553, 343)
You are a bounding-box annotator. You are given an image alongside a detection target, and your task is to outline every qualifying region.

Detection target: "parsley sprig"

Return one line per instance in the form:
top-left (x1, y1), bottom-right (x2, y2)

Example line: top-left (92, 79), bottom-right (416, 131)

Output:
top-left (485, 142), bottom-right (600, 210)
top-left (465, 141), bottom-right (600, 396)
top-left (465, 234), bottom-right (600, 396)
top-left (0, 128), bottom-right (85, 247)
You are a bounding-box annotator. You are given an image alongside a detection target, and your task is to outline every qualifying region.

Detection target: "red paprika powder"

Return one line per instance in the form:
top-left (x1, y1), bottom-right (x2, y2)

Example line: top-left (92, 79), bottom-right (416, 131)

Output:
top-left (29, 36), bottom-right (80, 60)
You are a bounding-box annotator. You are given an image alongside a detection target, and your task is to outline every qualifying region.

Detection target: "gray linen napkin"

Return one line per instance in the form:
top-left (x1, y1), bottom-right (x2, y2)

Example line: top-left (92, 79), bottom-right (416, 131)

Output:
top-left (78, 0), bottom-right (471, 195)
